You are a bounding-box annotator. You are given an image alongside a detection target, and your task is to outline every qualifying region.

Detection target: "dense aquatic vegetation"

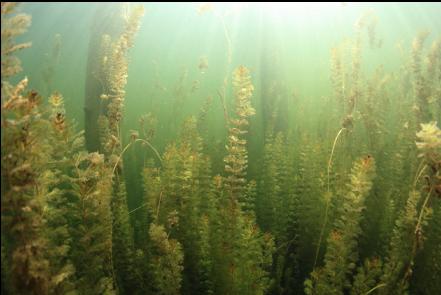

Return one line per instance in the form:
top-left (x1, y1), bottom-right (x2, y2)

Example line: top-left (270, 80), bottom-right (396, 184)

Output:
top-left (1, 3), bottom-right (440, 295)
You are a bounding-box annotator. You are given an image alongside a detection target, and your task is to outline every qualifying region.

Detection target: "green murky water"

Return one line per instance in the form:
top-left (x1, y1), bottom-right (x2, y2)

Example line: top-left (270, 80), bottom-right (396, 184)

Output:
top-left (2, 3), bottom-right (440, 295)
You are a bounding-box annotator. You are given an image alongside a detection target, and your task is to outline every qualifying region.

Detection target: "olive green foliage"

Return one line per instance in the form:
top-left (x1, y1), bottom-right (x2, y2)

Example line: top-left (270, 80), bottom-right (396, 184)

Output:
top-left (379, 121), bottom-right (440, 295)
top-left (209, 66), bottom-right (275, 295)
top-left (142, 117), bottom-right (213, 294)
top-left (96, 6), bottom-right (146, 294)
top-left (1, 77), bottom-right (51, 295)
top-left (1, 4), bottom-right (49, 294)
top-left (379, 190), bottom-right (422, 295)
top-left (305, 157), bottom-right (376, 295)
top-left (44, 93), bottom-right (81, 294)
top-left (259, 131), bottom-right (301, 294)
top-left (411, 200), bottom-right (441, 294)
top-left (69, 152), bottom-right (115, 294)
top-left (350, 258), bottom-right (383, 295)
top-left (148, 223), bottom-right (184, 295)
top-left (141, 69), bottom-right (275, 295)
top-left (2, 4), bottom-right (441, 295)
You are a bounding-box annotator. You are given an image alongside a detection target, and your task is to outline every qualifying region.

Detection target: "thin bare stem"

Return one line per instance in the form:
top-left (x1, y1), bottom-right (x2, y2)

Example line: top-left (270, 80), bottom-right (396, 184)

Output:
top-left (403, 187), bottom-right (434, 284)
top-left (313, 127), bottom-right (346, 269)
top-left (214, 10), bottom-right (232, 128)
top-left (415, 187), bottom-right (433, 238)
top-left (313, 194), bottom-right (331, 269)
top-left (328, 127), bottom-right (346, 192)
top-left (156, 191), bottom-right (163, 221)
top-left (217, 89), bottom-right (230, 126)
top-left (413, 159), bottom-right (427, 188)
top-left (128, 202), bottom-right (149, 215)
top-left (216, 11), bottom-right (232, 66)
top-left (112, 138), bottom-right (162, 175)
top-left (364, 283), bottom-right (386, 295)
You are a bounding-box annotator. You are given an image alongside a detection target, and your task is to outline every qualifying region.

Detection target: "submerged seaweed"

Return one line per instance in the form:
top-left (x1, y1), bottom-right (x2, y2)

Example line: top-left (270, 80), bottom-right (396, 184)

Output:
top-left (1, 3), bottom-right (441, 295)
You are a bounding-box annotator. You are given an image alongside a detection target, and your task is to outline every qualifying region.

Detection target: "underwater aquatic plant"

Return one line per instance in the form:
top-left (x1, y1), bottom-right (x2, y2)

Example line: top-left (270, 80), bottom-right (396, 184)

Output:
top-left (142, 117), bottom-right (218, 294)
top-left (411, 30), bottom-right (431, 122)
top-left (360, 65), bottom-right (390, 152)
top-left (103, 5), bottom-right (145, 149)
top-left (330, 46), bottom-right (345, 111)
top-left (351, 258), bottom-right (384, 295)
top-left (68, 152), bottom-right (115, 294)
top-left (259, 132), bottom-right (296, 238)
top-left (313, 126), bottom-right (347, 269)
top-left (411, 196), bottom-right (441, 294)
top-left (305, 156), bottom-right (376, 295)
top-left (378, 190), bottom-right (425, 295)
top-left (197, 95), bottom-right (213, 136)
top-left (149, 223), bottom-right (184, 295)
top-left (416, 121), bottom-right (441, 154)
top-left (2, 4), bottom-right (441, 295)
top-left (139, 112), bottom-right (158, 141)
top-left (44, 92), bottom-right (87, 294)
top-left (91, 6), bottom-right (146, 294)
top-left (378, 123), bottom-right (440, 294)
top-left (1, 79), bottom-right (51, 295)
top-left (1, 2), bottom-right (31, 79)
top-left (1, 4), bottom-right (51, 294)
top-left (258, 131), bottom-right (303, 294)
top-left (223, 66), bottom-right (256, 200)
top-left (415, 121), bottom-right (440, 197)
top-left (208, 66), bottom-right (274, 295)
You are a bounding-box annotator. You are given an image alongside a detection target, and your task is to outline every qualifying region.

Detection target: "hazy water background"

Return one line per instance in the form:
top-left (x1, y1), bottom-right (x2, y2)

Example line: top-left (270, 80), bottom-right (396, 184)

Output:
top-left (15, 2), bottom-right (441, 207)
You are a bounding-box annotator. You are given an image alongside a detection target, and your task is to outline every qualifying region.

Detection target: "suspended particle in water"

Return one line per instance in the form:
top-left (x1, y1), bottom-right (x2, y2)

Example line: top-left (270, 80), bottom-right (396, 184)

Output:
top-left (198, 56), bottom-right (208, 74)
top-left (100, 94), bottom-right (109, 100)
